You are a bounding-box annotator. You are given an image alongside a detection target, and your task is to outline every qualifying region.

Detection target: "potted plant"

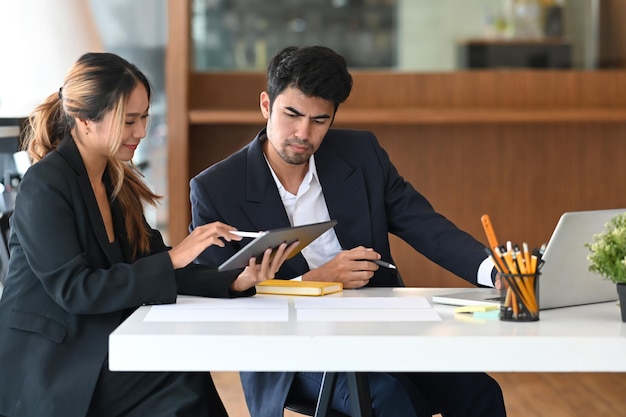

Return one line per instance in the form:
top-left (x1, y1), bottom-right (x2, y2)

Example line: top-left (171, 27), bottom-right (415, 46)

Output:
top-left (586, 212), bottom-right (626, 321)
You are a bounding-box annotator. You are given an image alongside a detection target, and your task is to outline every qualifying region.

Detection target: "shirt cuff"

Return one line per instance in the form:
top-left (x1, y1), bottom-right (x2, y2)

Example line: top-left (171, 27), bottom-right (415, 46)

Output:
top-left (477, 256), bottom-right (496, 287)
top-left (290, 276), bottom-right (303, 281)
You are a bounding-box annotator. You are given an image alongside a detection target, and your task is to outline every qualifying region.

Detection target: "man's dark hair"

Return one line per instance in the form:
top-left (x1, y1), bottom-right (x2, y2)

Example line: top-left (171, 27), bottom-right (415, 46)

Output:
top-left (266, 46), bottom-right (353, 112)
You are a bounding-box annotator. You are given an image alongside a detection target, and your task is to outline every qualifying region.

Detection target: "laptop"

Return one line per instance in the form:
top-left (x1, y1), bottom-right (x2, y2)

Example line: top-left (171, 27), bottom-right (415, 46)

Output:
top-left (431, 208), bottom-right (625, 310)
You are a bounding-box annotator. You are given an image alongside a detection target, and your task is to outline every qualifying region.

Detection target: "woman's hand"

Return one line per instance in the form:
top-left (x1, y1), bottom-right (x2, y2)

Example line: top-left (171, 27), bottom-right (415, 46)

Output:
top-left (230, 241), bottom-right (299, 292)
top-left (168, 222), bottom-right (242, 269)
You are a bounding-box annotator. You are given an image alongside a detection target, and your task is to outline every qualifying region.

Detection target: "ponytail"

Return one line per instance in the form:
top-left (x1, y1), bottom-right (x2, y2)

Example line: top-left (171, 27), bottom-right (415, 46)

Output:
top-left (22, 92), bottom-right (71, 163)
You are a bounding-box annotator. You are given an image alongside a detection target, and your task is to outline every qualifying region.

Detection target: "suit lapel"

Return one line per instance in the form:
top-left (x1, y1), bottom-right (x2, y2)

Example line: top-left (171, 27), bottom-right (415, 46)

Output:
top-left (241, 134), bottom-right (292, 230)
top-left (109, 195), bottom-right (135, 262)
top-left (57, 139), bottom-right (118, 265)
top-left (315, 139), bottom-right (374, 249)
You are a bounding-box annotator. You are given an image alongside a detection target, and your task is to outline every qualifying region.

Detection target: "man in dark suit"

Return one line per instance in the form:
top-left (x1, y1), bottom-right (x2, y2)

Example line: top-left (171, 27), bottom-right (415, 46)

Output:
top-left (190, 46), bottom-right (506, 417)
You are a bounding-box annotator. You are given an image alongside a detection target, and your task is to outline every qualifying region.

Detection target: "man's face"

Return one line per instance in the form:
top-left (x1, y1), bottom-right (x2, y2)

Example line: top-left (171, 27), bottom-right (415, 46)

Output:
top-left (260, 86), bottom-right (335, 165)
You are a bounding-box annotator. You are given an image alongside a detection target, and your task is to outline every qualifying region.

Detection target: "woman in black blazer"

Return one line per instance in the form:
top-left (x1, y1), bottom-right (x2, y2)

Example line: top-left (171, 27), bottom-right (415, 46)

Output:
top-left (0, 52), bottom-right (294, 417)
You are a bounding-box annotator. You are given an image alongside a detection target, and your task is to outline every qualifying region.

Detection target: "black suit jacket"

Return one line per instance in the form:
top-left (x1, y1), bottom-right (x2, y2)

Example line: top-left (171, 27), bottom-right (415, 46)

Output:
top-left (0, 138), bottom-right (245, 417)
top-left (190, 128), bottom-right (490, 417)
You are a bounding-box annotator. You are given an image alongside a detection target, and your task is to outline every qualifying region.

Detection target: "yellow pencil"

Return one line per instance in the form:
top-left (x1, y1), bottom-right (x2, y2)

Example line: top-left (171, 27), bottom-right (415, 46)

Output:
top-left (480, 214), bottom-right (500, 251)
top-left (523, 242), bottom-right (531, 271)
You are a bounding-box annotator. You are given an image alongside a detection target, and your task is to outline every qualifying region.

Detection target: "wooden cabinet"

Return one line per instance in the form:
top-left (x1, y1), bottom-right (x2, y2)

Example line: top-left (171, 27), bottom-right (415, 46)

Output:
top-left (458, 38), bottom-right (572, 69)
top-left (167, 0), bottom-right (626, 288)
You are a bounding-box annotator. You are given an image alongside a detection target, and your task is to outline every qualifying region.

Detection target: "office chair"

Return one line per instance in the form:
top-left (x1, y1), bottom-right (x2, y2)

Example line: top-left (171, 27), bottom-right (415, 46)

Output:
top-left (285, 372), bottom-right (350, 417)
top-left (0, 210), bottom-right (11, 287)
top-left (284, 397), bottom-right (349, 417)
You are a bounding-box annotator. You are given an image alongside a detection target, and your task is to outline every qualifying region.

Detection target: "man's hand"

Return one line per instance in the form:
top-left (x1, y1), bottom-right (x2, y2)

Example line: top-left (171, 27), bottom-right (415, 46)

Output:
top-left (303, 246), bottom-right (381, 289)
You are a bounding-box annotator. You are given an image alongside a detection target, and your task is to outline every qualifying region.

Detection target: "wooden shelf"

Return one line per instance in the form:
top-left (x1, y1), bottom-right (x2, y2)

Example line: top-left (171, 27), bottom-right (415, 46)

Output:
top-left (189, 107), bottom-right (626, 125)
top-left (189, 110), bottom-right (262, 124)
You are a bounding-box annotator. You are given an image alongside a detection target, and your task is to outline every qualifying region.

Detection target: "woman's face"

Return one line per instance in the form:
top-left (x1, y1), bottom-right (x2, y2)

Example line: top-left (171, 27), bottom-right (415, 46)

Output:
top-left (87, 84), bottom-right (150, 162)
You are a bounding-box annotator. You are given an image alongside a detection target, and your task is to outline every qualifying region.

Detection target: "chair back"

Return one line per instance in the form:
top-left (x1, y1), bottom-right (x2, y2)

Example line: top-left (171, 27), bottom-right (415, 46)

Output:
top-left (0, 210), bottom-right (10, 286)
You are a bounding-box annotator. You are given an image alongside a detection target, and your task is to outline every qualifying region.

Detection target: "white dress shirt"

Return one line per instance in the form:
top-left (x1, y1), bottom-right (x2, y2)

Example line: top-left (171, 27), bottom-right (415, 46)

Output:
top-left (267, 155), bottom-right (341, 273)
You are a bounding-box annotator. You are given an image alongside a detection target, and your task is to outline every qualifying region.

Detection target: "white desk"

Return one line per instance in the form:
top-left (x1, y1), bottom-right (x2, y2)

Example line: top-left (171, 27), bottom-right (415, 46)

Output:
top-left (109, 287), bottom-right (626, 373)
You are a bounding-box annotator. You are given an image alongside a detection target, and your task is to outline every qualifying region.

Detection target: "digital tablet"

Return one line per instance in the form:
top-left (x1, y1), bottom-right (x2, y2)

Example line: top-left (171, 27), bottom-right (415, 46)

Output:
top-left (217, 220), bottom-right (338, 271)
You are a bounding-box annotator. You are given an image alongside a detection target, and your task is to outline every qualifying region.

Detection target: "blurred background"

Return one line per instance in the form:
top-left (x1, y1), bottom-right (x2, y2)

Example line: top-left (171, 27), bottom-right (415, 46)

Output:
top-left (0, 0), bottom-right (616, 242)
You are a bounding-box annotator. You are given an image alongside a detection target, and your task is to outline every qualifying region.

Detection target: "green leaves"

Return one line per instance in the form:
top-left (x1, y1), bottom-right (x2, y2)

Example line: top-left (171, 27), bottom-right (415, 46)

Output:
top-left (586, 213), bottom-right (626, 284)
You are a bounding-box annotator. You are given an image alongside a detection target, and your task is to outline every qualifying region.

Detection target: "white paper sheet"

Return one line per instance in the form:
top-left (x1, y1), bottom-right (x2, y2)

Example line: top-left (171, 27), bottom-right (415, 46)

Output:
top-left (294, 296), bottom-right (431, 309)
top-left (296, 308), bottom-right (441, 322)
top-left (142, 296), bottom-right (440, 322)
top-left (169, 297), bottom-right (288, 309)
top-left (144, 297), bottom-right (288, 322)
top-left (294, 296), bottom-right (440, 321)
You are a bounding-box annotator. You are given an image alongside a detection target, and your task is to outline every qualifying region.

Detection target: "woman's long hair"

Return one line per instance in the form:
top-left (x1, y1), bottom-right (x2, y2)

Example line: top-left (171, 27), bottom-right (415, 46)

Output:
top-left (21, 52), bottom-right (160, 258)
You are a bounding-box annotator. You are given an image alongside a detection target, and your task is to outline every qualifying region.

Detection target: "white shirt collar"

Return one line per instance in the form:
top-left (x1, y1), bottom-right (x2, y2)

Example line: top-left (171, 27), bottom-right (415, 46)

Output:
top-left (265, 154), bottom-right (319, 199)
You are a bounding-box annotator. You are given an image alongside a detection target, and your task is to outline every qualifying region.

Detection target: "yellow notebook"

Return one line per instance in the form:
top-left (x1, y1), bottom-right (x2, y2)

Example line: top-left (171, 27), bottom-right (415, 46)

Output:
top-left (255, 279), bottom-right (343, 296)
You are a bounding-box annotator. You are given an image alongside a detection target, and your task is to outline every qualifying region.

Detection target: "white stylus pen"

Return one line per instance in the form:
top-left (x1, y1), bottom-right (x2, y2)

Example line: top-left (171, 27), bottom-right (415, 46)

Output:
top-left (229, 230), bottom-right (267, 238)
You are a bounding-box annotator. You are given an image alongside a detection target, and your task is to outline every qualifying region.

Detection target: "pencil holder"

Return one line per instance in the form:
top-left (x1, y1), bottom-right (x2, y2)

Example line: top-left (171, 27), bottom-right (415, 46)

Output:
top-left (498, 272), bottom-right (540, 322)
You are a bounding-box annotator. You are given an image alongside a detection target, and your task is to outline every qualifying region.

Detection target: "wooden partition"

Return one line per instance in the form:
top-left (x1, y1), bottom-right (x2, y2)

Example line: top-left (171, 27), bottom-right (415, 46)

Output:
top-left (167, 0), bottom-right (626, 288)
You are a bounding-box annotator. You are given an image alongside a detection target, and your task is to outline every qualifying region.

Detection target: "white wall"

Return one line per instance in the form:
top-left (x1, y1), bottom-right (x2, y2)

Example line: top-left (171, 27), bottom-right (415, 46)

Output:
top-left (397, 0), bottom-right (502, 71)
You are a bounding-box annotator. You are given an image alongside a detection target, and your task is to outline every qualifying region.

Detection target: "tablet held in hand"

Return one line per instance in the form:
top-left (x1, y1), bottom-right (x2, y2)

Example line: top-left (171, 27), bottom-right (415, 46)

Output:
top-left (218, 220), bottom-right (338, 271)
